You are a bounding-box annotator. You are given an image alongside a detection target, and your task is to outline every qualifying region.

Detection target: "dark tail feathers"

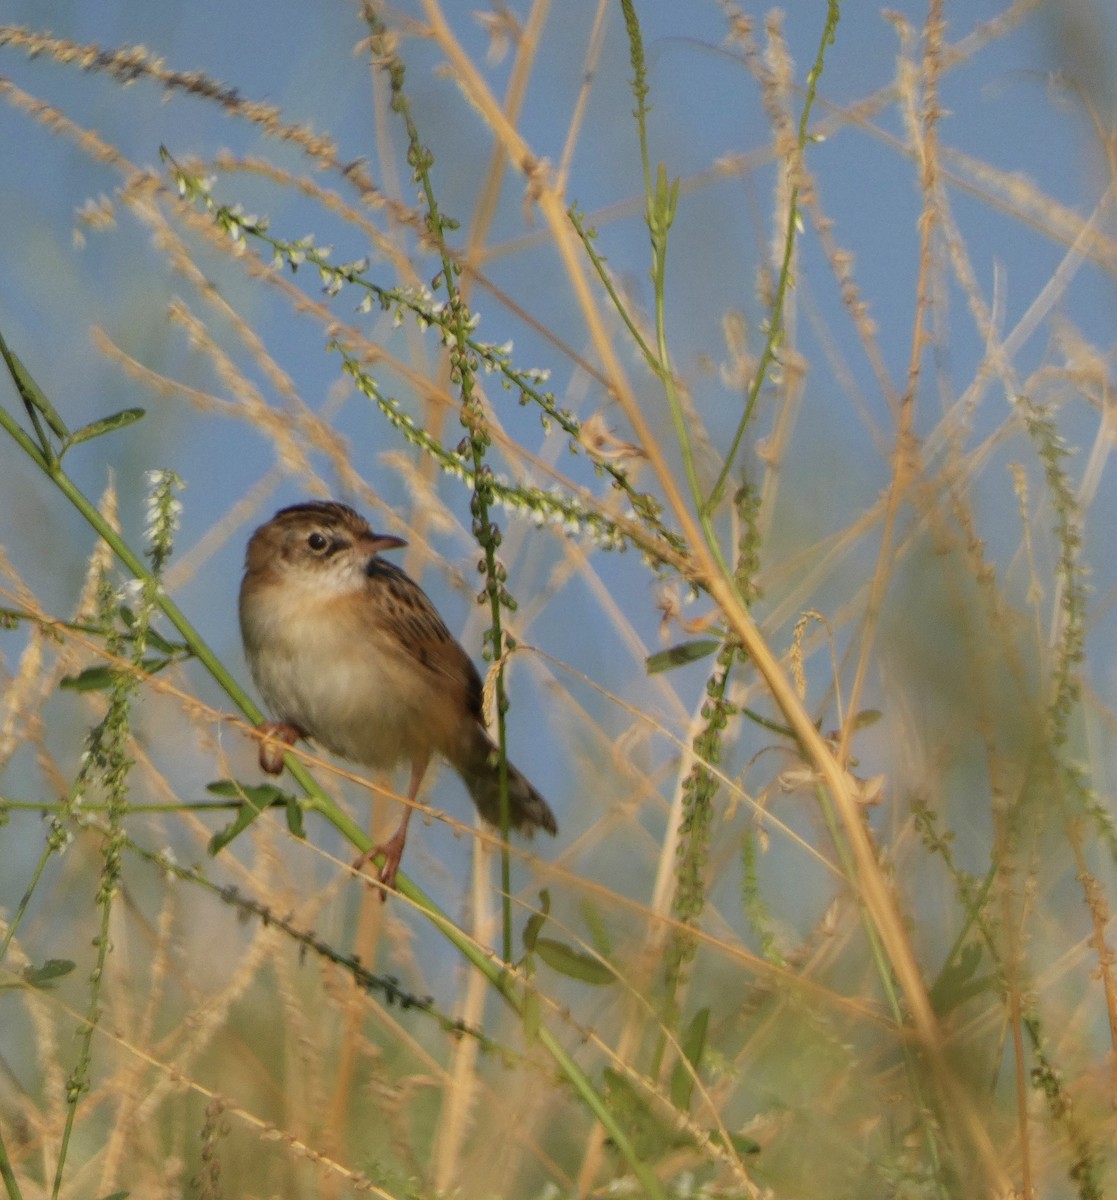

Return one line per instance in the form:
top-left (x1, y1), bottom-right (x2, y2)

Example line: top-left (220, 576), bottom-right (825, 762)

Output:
top-left (453, 724), bottom-right (557, 836)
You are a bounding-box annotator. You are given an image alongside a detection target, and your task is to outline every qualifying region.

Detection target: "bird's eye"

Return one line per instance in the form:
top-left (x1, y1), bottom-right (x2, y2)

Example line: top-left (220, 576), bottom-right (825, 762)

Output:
top-left (307, 531), bottom-right (329, 553)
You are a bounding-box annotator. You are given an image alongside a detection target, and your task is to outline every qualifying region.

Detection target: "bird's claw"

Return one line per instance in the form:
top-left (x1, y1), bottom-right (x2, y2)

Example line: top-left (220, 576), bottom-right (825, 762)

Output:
top-left (353, 831), bottom-right (407, 903)
top-left (257, 721), bottom-right (303, 774)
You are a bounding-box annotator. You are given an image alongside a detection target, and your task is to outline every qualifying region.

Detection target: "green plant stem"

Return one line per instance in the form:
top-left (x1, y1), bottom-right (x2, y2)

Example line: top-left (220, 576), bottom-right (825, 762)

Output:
top-left (606, 0), bottom-right (747, 595)
top-left (0, 399), bottom-right (255, 716)
top-left (813, 783), bottom-right (947, 1193)
top-left (705, 0), bottom-right (841, 514)
top-left (52, 588), bottom-right (134, 1199)
top-left (651, 641), bottom-right (738, 1081)
top-left (0, 819), bottom-right (65, 967)
top-left (362, 5), bottom-right (518, 963)
top-left (399, 878), bottom-right (669, 1199)
top-left (618, 0), bottom-right (703, 524)
top-left (0, 1127), bottom-right (23, 1200)
top-left (0, 796), bottom-right (268, 814)
top-left (568, 207), bottom-right (656, 366)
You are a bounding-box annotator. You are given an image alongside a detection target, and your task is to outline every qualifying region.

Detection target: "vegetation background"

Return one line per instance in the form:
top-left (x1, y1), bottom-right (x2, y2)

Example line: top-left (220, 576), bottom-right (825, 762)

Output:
top-left (1, 1), bottom-right (1116, 1197)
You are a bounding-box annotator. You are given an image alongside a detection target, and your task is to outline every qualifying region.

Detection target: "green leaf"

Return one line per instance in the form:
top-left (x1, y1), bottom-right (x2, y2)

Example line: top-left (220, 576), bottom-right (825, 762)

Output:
top-left (61, 658), bottom-right (171, 691)
top-left (284, 793), bottom-right (306, 839)
top-left (535, 937), bottom-right (615, 986)
top-left (207, 780), bottom-right (292, 854)
top-left (522, 889), bottom-right (551, 953)
top-left (143, 626), bottom-right (183, 656)
top-left (850, 709), bottom-right (883, 731)
top-left (61, 666), bottom-right (119, 693)
top-left (64, 407), bottom-right (145, 450)
top-left (0, 329), bottom-right (70, 439)
top-left (117, 610), bottom-right (187, 657)
top-left (97, 1192), bottom-right (131, 1199)
top-left (206, 779), bottom-right (280, 801)
top-left (929, 942), bottom-right (993, 1014)
top-left (579, 898), bottom-right (613, 958)
top-left (670, 1006), bottom-right (709, 1111)
top-left (604, 1067), bottom-right (656, 1133)
top-left (603, 1067), bottom-right (683, 1158)
top-left (645, 639), bottom-right (721, 675)
top-left (24, 958), bottom-right (76, 989)
top-left (716, 1131), bottom-right (761, 1156)
top-left (653, 162), bottom-right (680, 231)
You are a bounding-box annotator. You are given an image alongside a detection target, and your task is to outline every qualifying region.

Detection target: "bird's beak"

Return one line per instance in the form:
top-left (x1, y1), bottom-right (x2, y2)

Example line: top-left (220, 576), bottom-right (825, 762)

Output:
top-left (360, 532), bottom-right (408, 555)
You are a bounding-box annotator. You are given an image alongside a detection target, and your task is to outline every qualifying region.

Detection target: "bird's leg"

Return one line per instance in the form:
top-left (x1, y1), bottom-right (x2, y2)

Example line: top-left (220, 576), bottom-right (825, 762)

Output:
top-left (354, 758), bottom-right (427, 899)
top-left (257, 721), bottom-right (304, 774)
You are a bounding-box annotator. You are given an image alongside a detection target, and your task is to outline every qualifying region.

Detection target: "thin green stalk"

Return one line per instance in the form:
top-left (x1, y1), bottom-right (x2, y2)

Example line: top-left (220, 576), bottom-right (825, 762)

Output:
top-left (405, 878), bottom-right (670, 1200)
top-left (705, 0), bottom-right (842, 514)
top-left (0, 796), bottom-right (270, 815)
top-left (602, 1), bottom-right (742, 591)
top-left (651, 184), bottom-right (703, 523)
top-left (0, 1125), bottom-right (24, 1200)
top-left (813, 783), bottom-right (948, 1194)
top-left (0, 402), bottom-right (253, 717)
top-left (569, 205), bottom-right (657, 365)
top-left (51, 584), bottom-right (133, 1199)
top-left (651, 640), bottom-right (738, 1081)
top-left (618, 0), bottom-right (702, 518)
top-left (543, 1029), bottom-right (667, 1199)
top-left (361, 5), bottom-right (519, 962)
top-left (0, 817), bottom-right (67, 967)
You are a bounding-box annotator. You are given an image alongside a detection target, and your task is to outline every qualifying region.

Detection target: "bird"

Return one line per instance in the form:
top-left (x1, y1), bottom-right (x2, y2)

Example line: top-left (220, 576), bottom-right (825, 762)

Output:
top-left (238, 500), bottom-right (557, 893)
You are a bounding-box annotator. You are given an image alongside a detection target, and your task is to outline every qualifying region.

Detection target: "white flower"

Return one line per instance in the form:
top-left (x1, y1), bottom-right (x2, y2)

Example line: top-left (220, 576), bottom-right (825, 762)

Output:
top-left (116, 578), bottom-right (146, 606)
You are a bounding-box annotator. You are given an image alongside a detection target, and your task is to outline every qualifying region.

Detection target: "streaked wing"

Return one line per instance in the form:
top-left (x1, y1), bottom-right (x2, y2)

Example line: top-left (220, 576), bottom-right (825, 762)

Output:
top-left (363, 558), bottom-right (484, 720)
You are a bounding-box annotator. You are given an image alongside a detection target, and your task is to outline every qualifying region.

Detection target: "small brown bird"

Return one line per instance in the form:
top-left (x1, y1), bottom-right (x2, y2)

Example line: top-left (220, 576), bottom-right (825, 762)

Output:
top-left (238, 500), bottom-right (556, 892)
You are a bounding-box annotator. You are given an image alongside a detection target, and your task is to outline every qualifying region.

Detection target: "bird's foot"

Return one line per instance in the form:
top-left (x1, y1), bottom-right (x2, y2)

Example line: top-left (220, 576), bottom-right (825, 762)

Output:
top-left (256, 721), bottom-right (303, 774)
top-left (353, 828), bottom-right (408, 902)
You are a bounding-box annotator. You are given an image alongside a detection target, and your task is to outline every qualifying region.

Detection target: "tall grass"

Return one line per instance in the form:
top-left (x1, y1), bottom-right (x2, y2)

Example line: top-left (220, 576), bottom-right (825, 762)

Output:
top-left (1, 3), bottom-right (1115, 1197)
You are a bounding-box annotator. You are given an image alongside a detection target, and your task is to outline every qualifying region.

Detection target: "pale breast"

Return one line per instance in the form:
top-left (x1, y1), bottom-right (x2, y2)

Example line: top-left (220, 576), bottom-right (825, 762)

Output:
top-left (240, 575), bottom-right (449, 769)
